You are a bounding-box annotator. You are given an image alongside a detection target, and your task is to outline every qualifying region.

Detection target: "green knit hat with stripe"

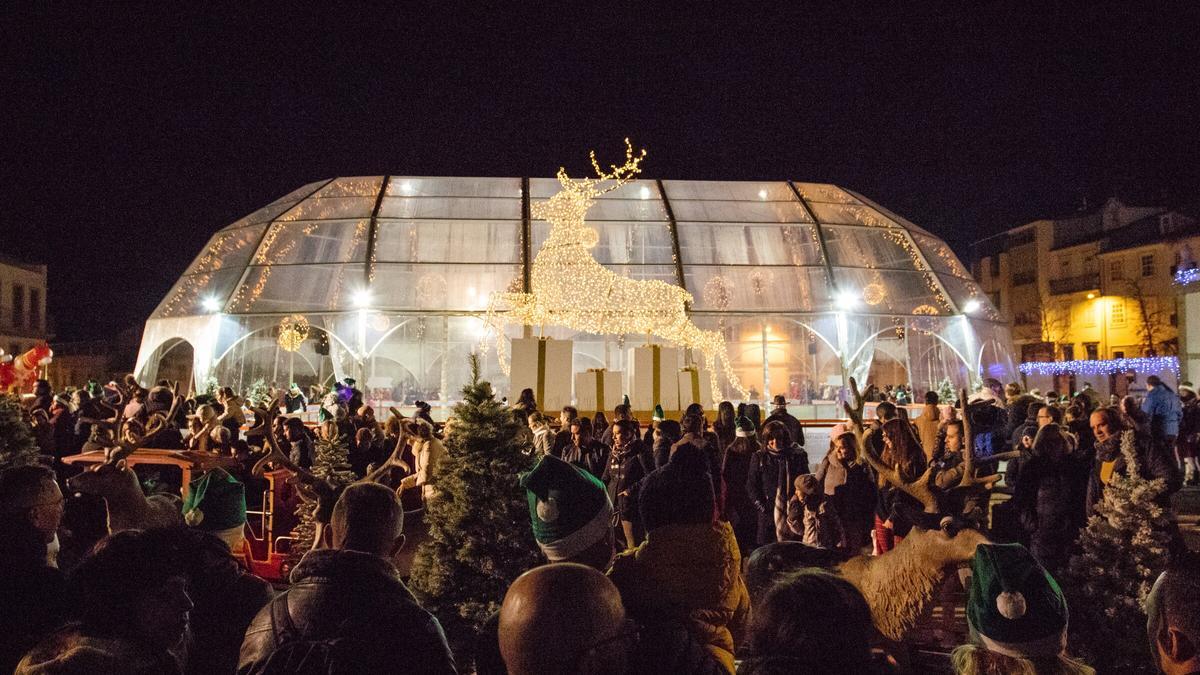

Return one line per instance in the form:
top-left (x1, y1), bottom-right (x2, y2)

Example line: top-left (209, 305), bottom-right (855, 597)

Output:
top-left (966, 543), bottom-right (1068, 659)
top-left (520, 455), bottom-right (613, 562)
top-left (182, 468), bottom-right (247, 532)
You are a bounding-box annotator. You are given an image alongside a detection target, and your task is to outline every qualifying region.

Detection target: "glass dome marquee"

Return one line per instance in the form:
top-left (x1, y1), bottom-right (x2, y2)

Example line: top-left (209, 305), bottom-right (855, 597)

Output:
top-left (136, 176), bottom-right (1015, 409)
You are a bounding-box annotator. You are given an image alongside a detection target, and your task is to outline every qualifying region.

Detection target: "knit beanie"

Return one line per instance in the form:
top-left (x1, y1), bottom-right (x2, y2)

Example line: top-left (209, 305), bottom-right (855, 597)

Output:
top-left (794, 473), bottom-right (820, 497)
top-left (735, 416), bottom-right (756, 437)
top-left (966, 543), bottom-right (1068, 659)
top-left (145, 386), bottom-right (173, 415)
top-left (638, 444), bottom-right (715, 532)
top-left (520, 456), bottom-right (613, 561)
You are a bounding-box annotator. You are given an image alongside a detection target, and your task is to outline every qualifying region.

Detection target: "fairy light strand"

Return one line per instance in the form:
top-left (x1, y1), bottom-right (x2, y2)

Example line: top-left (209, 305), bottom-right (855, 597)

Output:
top-left (1018, 356), bottom-right (1180, 378)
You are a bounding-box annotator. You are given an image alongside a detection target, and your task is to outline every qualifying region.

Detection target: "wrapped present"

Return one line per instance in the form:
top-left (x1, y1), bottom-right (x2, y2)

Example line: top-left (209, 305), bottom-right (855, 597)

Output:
top-left (677, 366), bottom-right (714, 410)
top-left (510, 337), bottom-right (573, 411)
top-left (575, 368), bottom-right (624, 413)
top-left (629, 345), bottom-right (680, 413)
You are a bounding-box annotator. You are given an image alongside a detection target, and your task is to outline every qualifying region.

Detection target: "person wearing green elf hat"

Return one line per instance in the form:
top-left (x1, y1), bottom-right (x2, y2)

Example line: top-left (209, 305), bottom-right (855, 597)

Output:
top-left (951, 543), bottom-right (1094, 674)
top-left (640, 404), bottom-right (666, 448)
top-left (182, 468), bottom-right (248, 554)
top-left (520, 455), bottom-right (615, 571)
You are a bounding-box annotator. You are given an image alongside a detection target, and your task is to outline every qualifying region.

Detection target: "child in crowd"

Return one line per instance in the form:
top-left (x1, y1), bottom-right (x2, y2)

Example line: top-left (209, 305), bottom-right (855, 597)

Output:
top-left (786, 474), bottom-right (845, 550)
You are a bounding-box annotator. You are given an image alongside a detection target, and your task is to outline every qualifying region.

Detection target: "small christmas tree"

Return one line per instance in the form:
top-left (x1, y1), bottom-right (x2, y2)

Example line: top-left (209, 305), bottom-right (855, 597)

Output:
top-left (1065, 430), bottom-right (1172, 673)
top-left (935, 378), bottom-right (957, 405)
top-left (245, 378), bottom-right (270, 409)
top-left (410, 355), bottom-right (539, 663)
top-left (287, 424), bottom-right (357, 567)
top-left (0, 394), bottom-right (40, 471)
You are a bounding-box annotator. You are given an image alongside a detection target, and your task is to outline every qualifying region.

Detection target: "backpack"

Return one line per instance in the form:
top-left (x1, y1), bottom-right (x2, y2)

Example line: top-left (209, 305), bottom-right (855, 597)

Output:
top-left (252, 594), bottom-right (385, 675)
top-left (974, 428), bottom-right (1007, 459)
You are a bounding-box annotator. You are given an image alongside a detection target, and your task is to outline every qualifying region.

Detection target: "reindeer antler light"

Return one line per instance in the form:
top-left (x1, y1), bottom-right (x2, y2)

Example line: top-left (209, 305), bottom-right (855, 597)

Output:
top-left (484, 140), bottom-right (749, 402)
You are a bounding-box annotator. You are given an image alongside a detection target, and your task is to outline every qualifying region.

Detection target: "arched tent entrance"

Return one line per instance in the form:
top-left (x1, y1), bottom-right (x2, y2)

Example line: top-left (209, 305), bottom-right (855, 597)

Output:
top-left (137, 338), bottom-right (195, 389)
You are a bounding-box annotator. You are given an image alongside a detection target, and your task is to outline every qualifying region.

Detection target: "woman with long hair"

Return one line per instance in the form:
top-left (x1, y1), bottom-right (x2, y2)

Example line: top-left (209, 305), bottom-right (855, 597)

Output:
top-left (873, 417), bottom-right (927, 553)
top-left (713, 401), bottom-right (736, 451)
top-left (591, 410), bottom-right (609, 441)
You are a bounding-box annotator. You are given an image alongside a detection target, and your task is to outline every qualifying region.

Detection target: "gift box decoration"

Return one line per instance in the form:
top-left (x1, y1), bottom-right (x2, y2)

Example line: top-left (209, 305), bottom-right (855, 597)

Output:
top-left (510, 337), bottom-right (574, 411)
top-left (629, 345), bottom-right (680, 413)
top-left (677, 366), bottom-right (714, 410)
top-left (575, 368), bottom-right (624, 413)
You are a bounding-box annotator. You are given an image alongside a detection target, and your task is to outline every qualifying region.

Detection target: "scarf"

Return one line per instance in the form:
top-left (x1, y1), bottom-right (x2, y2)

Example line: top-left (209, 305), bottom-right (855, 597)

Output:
top-left (771, 447), bottom-right (797, 542)
top-left (822, 456), bottom-right (849, 496)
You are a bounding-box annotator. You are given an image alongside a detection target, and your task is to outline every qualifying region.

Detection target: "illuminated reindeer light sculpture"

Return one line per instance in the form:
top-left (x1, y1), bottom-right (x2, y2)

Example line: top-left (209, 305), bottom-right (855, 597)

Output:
top-left (485, 140), bottom-right (748, 401)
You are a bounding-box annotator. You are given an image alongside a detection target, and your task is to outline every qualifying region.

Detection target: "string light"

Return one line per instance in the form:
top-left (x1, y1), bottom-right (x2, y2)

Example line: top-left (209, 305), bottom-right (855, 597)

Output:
top-left (277, 315), bottom-right (310, 352)
top-left (1018, 356), bottom-right (1180, 378)
top-left (1175, 268), bottom-right (1200, 286)
top-left (484, 139), bottom-right (750, 401)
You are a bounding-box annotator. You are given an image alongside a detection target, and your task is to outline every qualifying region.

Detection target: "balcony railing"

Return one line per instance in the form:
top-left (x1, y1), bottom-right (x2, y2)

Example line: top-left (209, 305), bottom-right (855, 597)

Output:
top-left (1012, 270), bottom-right (1037, 286)
top-left (1049, 273), bottom-right (1100, 296)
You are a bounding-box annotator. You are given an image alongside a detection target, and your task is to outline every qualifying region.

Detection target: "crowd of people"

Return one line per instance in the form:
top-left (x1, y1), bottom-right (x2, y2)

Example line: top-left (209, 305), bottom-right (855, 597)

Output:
top-left (1, 372), bottom-right (1198, 673)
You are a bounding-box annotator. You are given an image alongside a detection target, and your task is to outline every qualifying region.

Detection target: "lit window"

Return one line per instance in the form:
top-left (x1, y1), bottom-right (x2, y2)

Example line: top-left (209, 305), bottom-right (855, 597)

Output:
top-left (1141, 254), bottom-right (1155, 277)
top-left (1111, 299), bottom-right (1126, 326)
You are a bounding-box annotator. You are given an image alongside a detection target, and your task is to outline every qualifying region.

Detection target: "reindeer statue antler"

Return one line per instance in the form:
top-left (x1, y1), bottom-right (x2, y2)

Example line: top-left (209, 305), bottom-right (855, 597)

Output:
top-left (843, 379), bottom-right (1014, 516)
top-left (483, 139), bottom-right (749, 403)
top-left (835, 378), bottom-right (1018, 641)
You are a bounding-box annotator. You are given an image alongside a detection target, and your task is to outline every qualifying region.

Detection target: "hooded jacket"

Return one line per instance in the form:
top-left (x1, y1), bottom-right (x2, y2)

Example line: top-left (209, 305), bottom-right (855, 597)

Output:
top-left (607, 520), bottom-right (749, 674)
top-left (399, 436), bottom-right (447, 503)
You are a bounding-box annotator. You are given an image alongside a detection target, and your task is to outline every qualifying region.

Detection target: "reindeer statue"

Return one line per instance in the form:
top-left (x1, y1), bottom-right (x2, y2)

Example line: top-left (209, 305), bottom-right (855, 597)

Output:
top-left (830, 377), bottom-right (1019, 641)
top-left (484, 140), bottom-right (749, 402)
top-left (67, 416), bottom-right (185, 533)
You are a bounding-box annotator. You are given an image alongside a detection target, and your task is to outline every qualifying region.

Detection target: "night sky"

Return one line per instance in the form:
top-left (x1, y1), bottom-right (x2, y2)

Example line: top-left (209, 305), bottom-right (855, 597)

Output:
top-left (3, 5), bottom-right (1198, 340)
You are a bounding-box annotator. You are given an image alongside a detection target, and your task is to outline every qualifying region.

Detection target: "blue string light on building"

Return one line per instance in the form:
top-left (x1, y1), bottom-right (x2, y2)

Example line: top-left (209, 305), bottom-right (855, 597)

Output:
top-left (1018, 356), bottom-right (1181, 378)
top-left (1175, 268), bottom-right (1200, 287)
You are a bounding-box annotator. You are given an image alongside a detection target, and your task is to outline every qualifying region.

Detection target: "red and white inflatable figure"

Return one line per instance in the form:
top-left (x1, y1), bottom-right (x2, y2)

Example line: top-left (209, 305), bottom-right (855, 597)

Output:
top-left (0, 343), bottom-right (53, 391)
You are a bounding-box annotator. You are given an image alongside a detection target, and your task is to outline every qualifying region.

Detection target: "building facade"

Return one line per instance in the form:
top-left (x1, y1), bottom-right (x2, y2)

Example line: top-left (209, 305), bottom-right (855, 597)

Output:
top-left (0, 253), bottom-right (49, 358)
top-left (973, 198), bottom-right (1198, 392)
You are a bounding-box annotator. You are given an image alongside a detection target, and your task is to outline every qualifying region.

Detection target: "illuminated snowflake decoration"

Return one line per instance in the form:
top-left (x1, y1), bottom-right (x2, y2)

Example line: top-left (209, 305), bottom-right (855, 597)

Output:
top-left (862, 283), bottom-right (886, 306)
top-left (703, 276), bottom-right (733, 310)
top-left (277, 315), bottom-right (310, 352)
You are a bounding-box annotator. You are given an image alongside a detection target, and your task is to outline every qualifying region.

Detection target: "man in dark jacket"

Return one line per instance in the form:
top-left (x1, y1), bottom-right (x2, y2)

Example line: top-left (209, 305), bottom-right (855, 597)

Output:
top-left (238, 482), bottom-right (456, 674)
top-left (551, 406), bottom-right (579, 458)
top-left (1086, 407), bottom-right (1181, 515)
top-left (0, 466), bottom-right (68, 674)
top-left (765, 395), bottom-right (805, 448)
top-left (561, 417), bottom-right (608, 478)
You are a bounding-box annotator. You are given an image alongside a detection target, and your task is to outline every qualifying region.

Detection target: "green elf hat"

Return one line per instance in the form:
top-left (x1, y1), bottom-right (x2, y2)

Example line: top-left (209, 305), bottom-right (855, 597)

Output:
top-left (966, 543), bottom-right (1068, 660)
top-left (735, 416), bottom-right (756, 437)
top-left (182, 468), bottom-right (247, 532)
top-left (622, 394), bottom-right (630, 407)
top-left (520, 455), bottom-right (613, 562)
top-left (652, 405), bottom-right (665, 422)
